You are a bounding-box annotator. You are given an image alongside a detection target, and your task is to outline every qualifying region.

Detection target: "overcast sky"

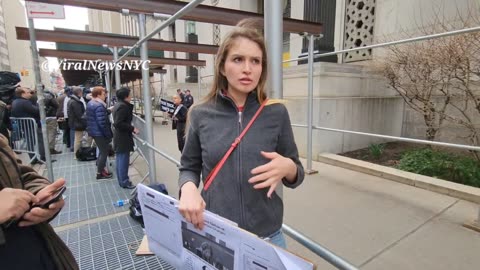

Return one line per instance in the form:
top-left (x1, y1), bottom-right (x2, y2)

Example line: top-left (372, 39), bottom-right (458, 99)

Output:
top-left (22, 2), bottom-right (89, 70)
top-left (34, 5), bottom-right (89, 49)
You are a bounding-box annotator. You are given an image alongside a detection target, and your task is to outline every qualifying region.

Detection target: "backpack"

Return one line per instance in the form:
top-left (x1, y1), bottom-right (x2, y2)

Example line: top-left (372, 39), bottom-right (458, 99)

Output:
top-left (129, 183), bottom-right (169, 227)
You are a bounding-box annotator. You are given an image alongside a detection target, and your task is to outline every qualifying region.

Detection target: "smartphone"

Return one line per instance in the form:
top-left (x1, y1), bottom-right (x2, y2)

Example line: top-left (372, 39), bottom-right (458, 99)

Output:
top-left (32, 186), bottom-right (67, 209)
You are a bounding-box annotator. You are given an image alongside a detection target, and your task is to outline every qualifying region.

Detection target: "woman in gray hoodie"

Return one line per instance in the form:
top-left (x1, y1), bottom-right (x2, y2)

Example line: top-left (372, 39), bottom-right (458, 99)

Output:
top-left (178, 21), bottom-right (304, 248)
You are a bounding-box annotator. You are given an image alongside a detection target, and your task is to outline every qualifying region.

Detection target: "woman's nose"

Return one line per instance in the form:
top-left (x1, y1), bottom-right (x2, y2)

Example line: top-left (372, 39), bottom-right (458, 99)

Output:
top-left (243, 62), bottom-right (252, 73)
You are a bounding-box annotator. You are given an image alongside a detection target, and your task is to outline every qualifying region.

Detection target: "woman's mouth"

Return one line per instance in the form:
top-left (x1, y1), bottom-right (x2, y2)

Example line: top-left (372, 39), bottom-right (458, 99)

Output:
top-left (239, 78), bottom-right (252, 84)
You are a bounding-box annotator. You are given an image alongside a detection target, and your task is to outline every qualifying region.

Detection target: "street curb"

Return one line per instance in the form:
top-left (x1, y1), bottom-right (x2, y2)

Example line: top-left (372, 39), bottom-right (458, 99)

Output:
top-left (317, 153), bottom-right (480, 204)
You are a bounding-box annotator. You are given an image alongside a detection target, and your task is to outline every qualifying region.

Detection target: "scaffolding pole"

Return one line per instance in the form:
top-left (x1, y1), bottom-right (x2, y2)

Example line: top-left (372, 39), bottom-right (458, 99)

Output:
top-left (28, 18), bottom-right (54, 181)
top-left (264, 0), bottom-right (283, 99)
top-left (113, 46), bottom-right (121, 91)
top-left (138, 13), bottom-right (157, 184)
top-left (306, 35), bottom-right (318, 175)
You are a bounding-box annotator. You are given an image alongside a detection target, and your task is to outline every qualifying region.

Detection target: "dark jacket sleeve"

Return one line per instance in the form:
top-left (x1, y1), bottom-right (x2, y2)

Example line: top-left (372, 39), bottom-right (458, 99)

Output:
top-left (276, 105), bottom-right (305, 188)
top-left (184, 96), bottom-right (194, 108)
top-left (49, 97), bottom-right (59, 113)
top-left (179, 108), bottom-right (202, 188)
top-left (0, 143), bottom-right (51, 245)
top-left (113, 105), bottom-right (134, 133)
top-left (23, 101), bottom-right (40, 118)
top-left (68, 100), bottom-right (86, 130)
top-left (176, 106), bottom-right (188, 122)
top-left (56, 96), bottom-right (65, 118)
top-left (72, 102), bottom-right (84, 120)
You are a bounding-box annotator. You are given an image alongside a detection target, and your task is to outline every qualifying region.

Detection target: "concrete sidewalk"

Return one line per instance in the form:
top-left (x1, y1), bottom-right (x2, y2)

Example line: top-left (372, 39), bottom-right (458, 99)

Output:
top-left (148, 120), bottom-right (480, 270)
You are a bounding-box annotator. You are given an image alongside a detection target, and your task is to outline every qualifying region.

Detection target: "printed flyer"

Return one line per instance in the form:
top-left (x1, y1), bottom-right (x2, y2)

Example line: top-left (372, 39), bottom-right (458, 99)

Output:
top-left (138, 184), bottom-right (315, 270)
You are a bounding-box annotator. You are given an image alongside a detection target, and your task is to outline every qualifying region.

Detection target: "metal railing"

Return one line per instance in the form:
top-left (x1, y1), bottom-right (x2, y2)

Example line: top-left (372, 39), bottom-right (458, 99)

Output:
top-left (131, 115), bottom-right (358, 270)
top-left (285, 27), bottom-right (480, 174)
top-left (291, 124), bottom-right (480, 152)
top-left (285, 26), bottom-right (480, 227)
top-left (10, 117), bottom-right (41, 164)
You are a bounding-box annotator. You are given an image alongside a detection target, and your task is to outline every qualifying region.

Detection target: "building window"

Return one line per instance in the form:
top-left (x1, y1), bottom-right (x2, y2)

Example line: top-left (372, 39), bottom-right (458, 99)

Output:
top-left (343, 0), bottom-right (376, 62)
top-left (300, 0), bottom-right (337, 64)
top-left (186, 21), bottom-right (198, 83)
top-left (186, 21), bottom-right (196, 35)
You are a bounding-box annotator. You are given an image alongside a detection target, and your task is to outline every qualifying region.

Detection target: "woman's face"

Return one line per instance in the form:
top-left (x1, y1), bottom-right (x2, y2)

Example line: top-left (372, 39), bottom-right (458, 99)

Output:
top-left (222, 37), bottom-right (263, 98)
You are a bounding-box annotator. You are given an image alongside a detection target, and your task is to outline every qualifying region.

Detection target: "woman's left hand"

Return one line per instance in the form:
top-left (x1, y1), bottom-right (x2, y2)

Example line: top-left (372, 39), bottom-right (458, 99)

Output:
top-left (248, 151), bottom-right (297, 198)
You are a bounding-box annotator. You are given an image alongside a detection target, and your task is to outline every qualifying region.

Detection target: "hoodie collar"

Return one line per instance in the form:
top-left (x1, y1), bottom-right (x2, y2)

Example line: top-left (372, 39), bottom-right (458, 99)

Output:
top-left (218, 89), bottom-right (258, 109)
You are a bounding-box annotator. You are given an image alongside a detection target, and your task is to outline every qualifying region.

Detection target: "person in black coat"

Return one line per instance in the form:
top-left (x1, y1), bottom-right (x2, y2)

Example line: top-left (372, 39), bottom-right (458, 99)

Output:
top-left (113, 87), bottom-right (138, 189)
top-left (10, 87), bottom-right (46, 163)
top-left (171, 94), bottom-right (188, 152)
top-left (67, 87), bottom-right (88, 156)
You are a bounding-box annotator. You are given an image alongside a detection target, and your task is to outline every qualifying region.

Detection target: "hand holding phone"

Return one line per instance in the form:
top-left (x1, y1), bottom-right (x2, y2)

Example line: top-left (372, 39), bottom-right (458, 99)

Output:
top-left (16, 179), bottom-right (67, 227)
top-left (31, 186), bottom-right (66, 209)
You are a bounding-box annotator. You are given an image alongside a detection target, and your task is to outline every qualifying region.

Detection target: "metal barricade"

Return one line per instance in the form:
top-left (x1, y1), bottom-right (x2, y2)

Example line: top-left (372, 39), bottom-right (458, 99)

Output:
top-left (127, 124), bottom-right (358, 270)
top-left (10, 117), bottom-right (41, 163)
top-left (132, 115), bottom-right (151, 162)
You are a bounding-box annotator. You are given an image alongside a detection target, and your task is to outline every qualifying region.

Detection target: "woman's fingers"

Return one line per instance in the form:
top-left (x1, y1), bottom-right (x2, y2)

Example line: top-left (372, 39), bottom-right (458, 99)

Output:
top-left (248, 170), bottom-right (275, 184)
top-left (179, 196), bottom-right (206, 230)
top-left (267, 182), bottom-right (279, 198)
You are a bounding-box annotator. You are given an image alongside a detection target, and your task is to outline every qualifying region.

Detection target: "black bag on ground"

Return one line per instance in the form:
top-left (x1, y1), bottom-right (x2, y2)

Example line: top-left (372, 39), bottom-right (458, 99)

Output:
top-left (129, 184), bottom-right (168, 227)
top-left (75, 146), bottom-right (97, 161)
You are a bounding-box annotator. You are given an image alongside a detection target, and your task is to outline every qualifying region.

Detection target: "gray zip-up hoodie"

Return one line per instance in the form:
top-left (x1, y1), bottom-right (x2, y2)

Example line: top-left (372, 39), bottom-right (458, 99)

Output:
top-left (179, 91), bottom-right (305, 238)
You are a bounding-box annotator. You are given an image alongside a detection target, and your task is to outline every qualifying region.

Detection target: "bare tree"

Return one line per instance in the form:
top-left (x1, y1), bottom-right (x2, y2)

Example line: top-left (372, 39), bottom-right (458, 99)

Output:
top-left (375, 1), bottom-right (480, 160)
top-left (378, 39), bottom-right (452, 141)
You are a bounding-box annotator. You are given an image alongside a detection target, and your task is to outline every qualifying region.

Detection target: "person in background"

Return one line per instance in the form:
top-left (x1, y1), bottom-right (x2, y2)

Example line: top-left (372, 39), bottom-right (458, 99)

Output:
top-left (177, 88), bottom-right (185, 104)
top-left (183, 89), bottom-right (194, 109)
top-left (43, 85), bottom-right (61, 155)
top-left (86, 87), bottom-right (113, 180)
top-left (170, 94), bottom-right (188, 152)
top-left (113, 87), bottom-right (138, 189)
top-left (0, 100), bottom-right (9, 141)
top-left (10, 87), bottom-right (46, 164)
top-left (177, 20), bottom-right (304, 249)
top-left (59, 87), bottom-right (71, 149)
top-left (68, 87), bottom-right (88, 157)
top-left (0, 101), bottom-right (78, 269)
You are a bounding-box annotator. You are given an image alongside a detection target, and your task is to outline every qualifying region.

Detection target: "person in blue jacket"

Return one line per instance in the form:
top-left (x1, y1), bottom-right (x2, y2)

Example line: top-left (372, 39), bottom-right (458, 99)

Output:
top-left (86, 86), bottom-right (113, 179)
top-left (178, 20), bottom-right (305, 248)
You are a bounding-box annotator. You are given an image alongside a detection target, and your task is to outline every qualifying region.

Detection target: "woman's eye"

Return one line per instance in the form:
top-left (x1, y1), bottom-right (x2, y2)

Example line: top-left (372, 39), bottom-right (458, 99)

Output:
top-left (252, 59), bottom-right (261, 64)
top-left (233, 57), bottom-right (242, 62)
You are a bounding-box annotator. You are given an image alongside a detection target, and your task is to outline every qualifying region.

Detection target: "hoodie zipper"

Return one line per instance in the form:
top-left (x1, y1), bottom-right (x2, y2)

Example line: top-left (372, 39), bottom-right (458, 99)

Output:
top-left (221, 91), bottom-right (249, 229)
top-left (237, 107), bottom-right (245, 229)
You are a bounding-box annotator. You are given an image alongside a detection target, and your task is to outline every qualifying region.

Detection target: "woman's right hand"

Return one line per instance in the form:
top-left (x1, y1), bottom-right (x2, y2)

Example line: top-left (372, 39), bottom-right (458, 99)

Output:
top-left (0, 188), bottom-right (38, 224)
top-left (178, 182), bottom-right (206, 230)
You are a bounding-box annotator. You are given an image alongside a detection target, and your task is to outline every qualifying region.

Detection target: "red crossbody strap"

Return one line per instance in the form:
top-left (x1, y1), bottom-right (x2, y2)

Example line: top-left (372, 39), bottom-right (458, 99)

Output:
top-left (203, 99), bottom-right (269, 191)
